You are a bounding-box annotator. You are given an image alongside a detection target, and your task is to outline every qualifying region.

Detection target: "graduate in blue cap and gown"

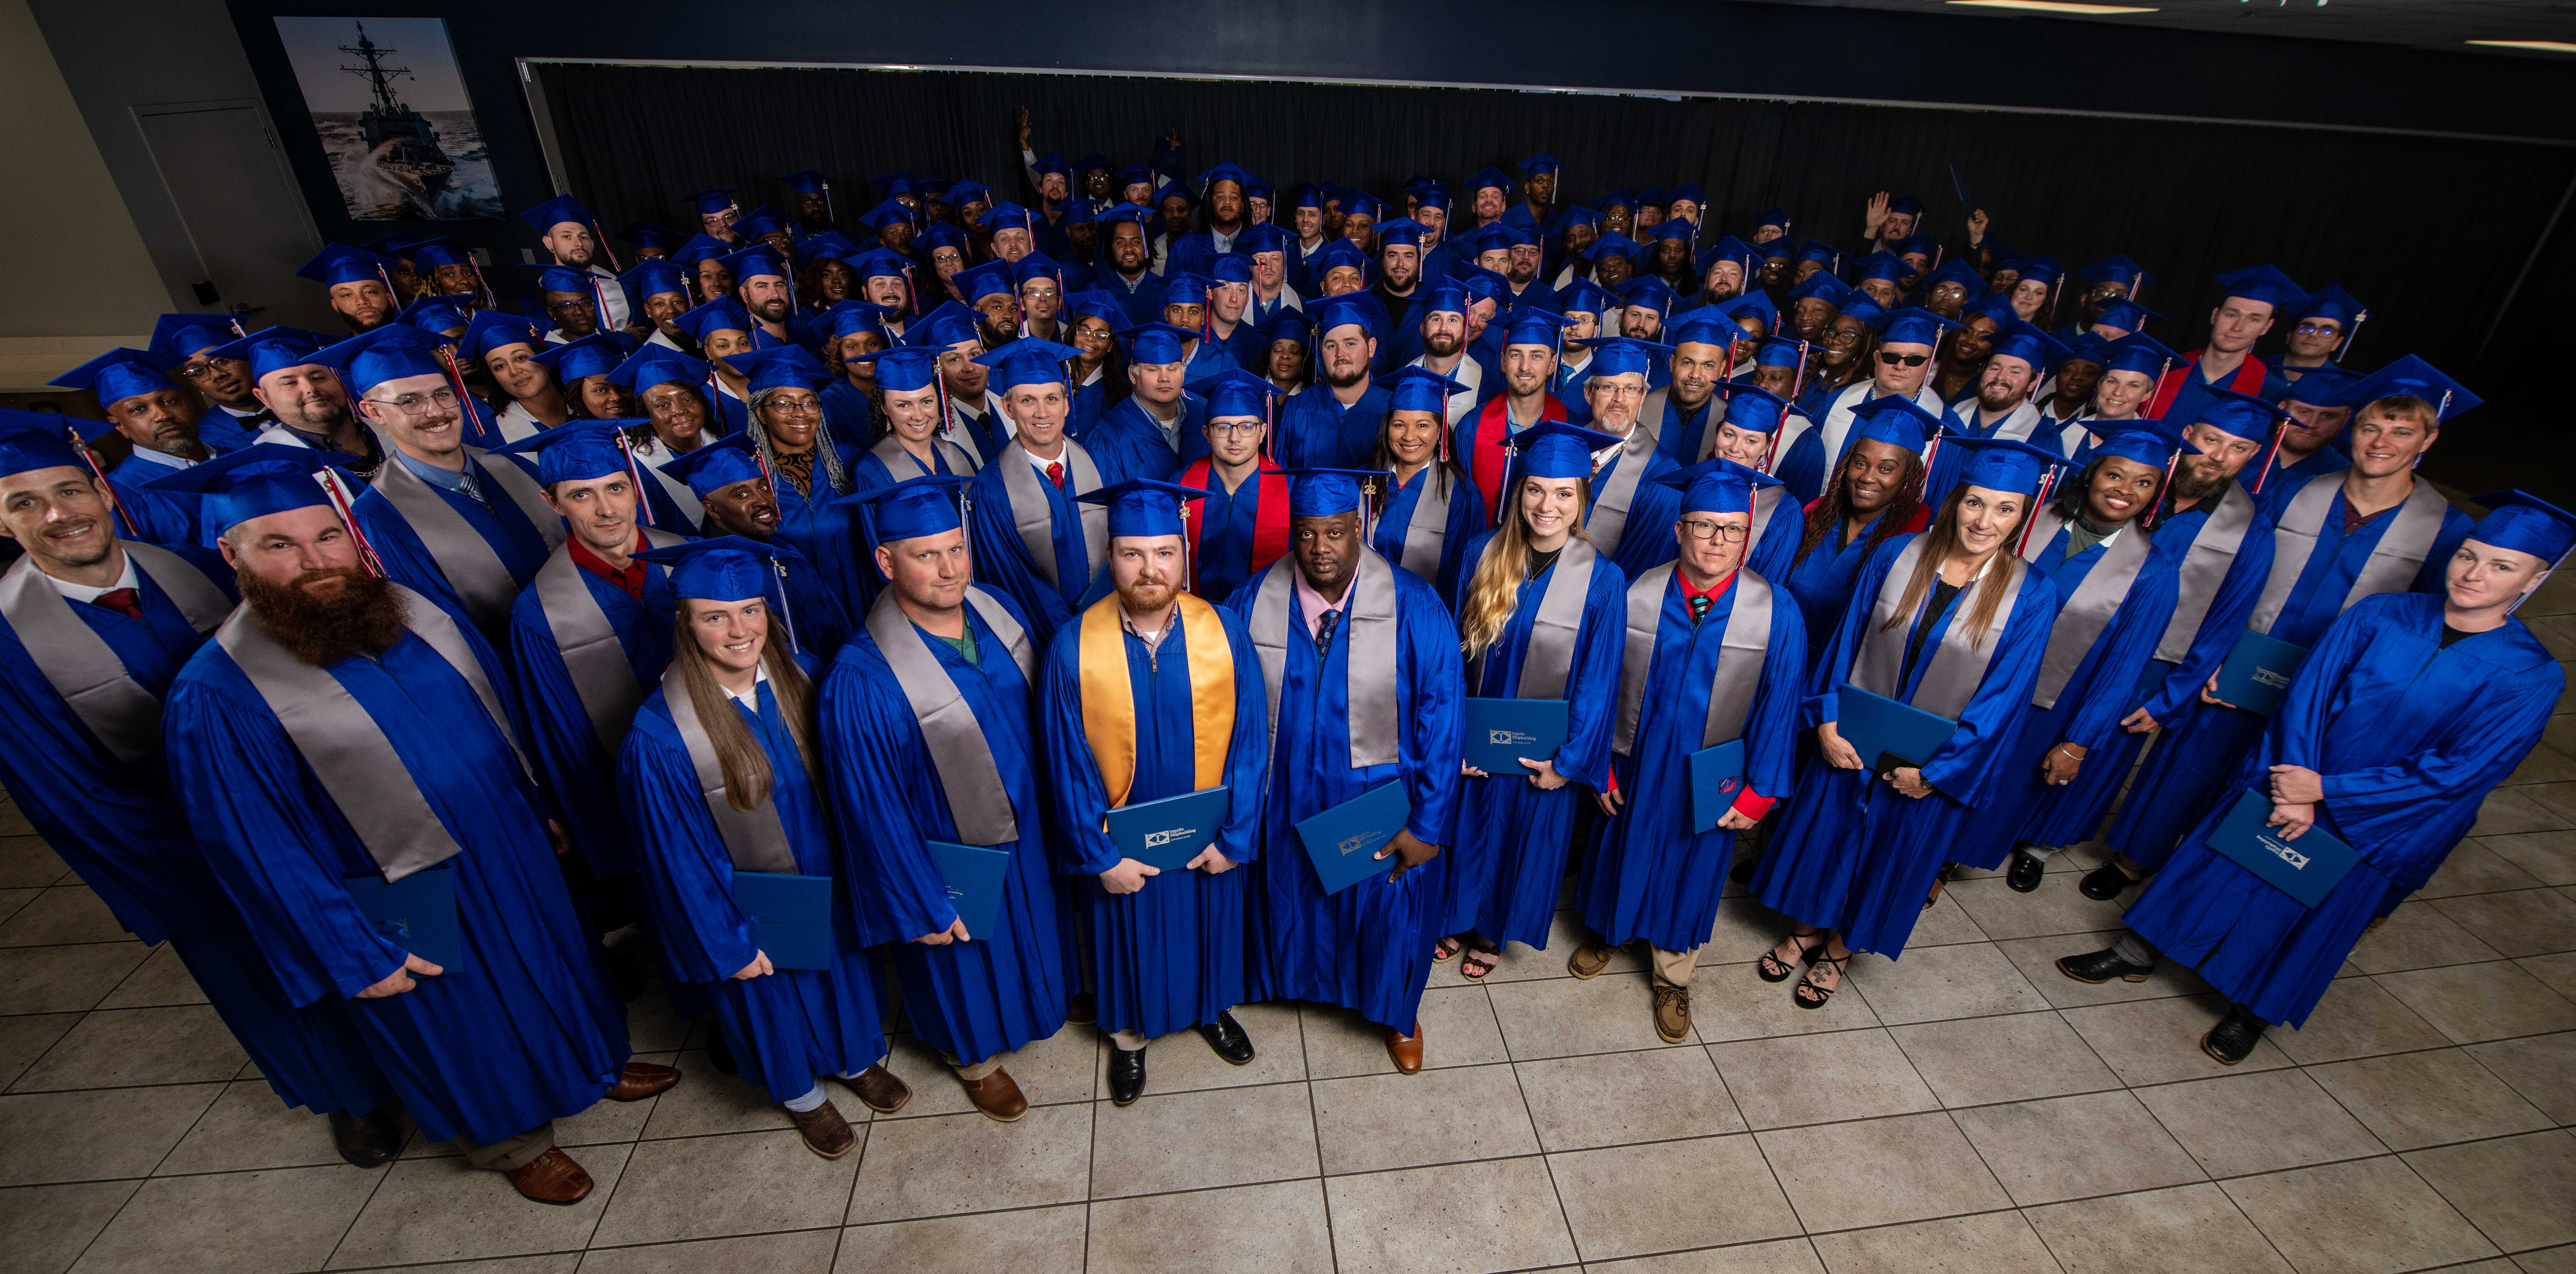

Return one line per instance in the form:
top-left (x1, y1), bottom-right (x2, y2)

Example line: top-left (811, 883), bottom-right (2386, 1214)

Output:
top-left (1438, 423), bottom-right (1630, 976)
top-left (1778, 397), bottom-right (1938, 660)
top-left (1950, 429), bottom-right (2183, 887)
top-left (672, 297), bottom-right (761, 436)
top-left (1569, 461), bottom-right (1807, 1040)
top-left (2048, 331), bottom-right (2179, 461)
top-left (1039, 479), bottom-right (1269, 1104)
top-left (1550, 338), bottom-right (1686, 581)
top-left (299, 244), bottom-right (401, 334)
top-left (606, 346), bottom-right (719, 528)
top-left (0, 429), bottom-right (398, 1162)
top-left (329, 326), bottom-right (567, 641)
top-left (1275, 296), bottom-right (1394, 471)
top-left (161, 445), bottom-right (674, 1202)
top-left (2146, 266), bottom-right (2300, 426)
top-left (616, 536), bottom-right (909, 1156)
top-left (1175, 367), bottom-right (1294, 605)
top-left (457, 312), bottom-right (565, 443)
top-left (847, 346), bottom-right (980, 488)
top-left (2278, 284), bottom-right (2368, 379)
top-left (1636, 312), bottom-right (1741, 469)
top-left (151, 313), bottom-right (269, 452)
top-left (724, 344), bottom-right (868, 608)
top-left (819, 479), bottom-right (1069, 1119)
top-left (904, 302), bottom-right (1012, 466)
top-left (1060, 290), bottom-right (1130, 438)
top-left (656, 434), bottom-right (855, 654)
top-left (1372, 365), bottom-right (1492, 599)
top-left (1796, 308), bottom-right (1953, 496)
top-left (617, 259), bottom-right (695, 353)
top-left (1094, 205), bottom-right (1168, 325)
top-left (2060, 492), bottom-right (2567, 1062)
top-left (522, 194), bottom-right (628, 330)
top-left (1751, 437), bottom-right (2060, 1002)
top-left (530, 332), bottom-right (636, 423)
top-left (2090, 368), bottom-right (2476, 898)
top-left (2256, 365), bottom-right (2364, 494)
top-left (48, 348), bottom-right (219, 545)
top-left (967, 339), bottom-right (1120, 649)
top-left (1084, 324), bottom-right (1207, 482)
top-left (1703, 387), bottom-right (1818, 579)
top-left (1927, 323), bottom-right (2066, 500)
top-left (1224, 467), bottom-right (1461, 1072)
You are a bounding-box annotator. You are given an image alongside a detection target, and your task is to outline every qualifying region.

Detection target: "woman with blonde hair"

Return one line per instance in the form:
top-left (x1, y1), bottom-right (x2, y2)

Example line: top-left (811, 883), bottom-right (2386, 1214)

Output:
top-left (1751, 438), bottom-right (2060, 1008)
top-left (1433, 423), bottom-right (1629, 980)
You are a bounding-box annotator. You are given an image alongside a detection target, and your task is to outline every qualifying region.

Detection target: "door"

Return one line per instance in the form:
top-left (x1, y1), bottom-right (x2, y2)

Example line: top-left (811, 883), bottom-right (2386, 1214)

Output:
top-left (133, 99), bottom-right (330, 329)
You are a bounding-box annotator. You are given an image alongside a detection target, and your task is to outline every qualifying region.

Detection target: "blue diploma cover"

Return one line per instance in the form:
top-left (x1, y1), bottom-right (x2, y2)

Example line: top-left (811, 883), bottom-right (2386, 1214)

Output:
top-left (344, 865), bottom-right (459, 971)
top-left (1687, 740), bottom-right (1747, 834)
top-left (2202, 788), bottom-right (2358, 909)
top-left (2214, 629), bottom-right (2308, 718)
top-left (729, 871), bottom-right (835, 970)
top-left (1107, 786), bottom-right (1232, 871)
top-left (925, 841), bottom-right (1011, 941)
top-left (1836, 684), bottom-right (1957, 774)
top-left (1294, 780), bottom-right (1413, 896)
top-left (1462, 697), bottom-right (1570, 774)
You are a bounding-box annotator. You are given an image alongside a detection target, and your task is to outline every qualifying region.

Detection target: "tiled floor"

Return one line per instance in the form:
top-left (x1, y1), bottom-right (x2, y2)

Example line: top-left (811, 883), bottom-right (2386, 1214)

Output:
top-left (2, 585), bottom-right (2572, 1273)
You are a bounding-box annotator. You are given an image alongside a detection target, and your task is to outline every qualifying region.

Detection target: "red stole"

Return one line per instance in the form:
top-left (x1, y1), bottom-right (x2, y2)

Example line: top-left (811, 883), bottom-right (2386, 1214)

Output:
top-left (2148, 349), bottom-right (2270, 419)
top-left (1465, 392), bottom-right (1568, 523)
top-left (1177, 456), bottom-right (1291, 592)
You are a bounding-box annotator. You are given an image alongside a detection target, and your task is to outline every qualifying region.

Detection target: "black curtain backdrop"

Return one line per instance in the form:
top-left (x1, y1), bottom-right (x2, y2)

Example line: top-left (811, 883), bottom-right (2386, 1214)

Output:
top-left (535, 61), bottom-right (2569, 384)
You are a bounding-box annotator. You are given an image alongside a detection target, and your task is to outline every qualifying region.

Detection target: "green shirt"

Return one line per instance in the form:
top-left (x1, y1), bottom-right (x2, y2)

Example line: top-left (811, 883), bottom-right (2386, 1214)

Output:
top-left (926, 622), bottom-right (980, 668)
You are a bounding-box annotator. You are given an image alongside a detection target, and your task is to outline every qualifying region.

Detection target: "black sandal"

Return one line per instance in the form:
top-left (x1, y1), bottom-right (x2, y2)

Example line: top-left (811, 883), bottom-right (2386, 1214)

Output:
top-left (1794, 950), bottom-right (1850, 1010)
top-left (1756, 928), bottom-right (1825, 983)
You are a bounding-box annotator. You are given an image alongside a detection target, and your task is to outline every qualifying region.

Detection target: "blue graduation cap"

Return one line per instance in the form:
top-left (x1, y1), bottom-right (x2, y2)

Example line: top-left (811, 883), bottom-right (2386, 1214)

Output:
top-left (973, 338), bottom-right (1083, 391)
top-left (1556, 279), bottom-right (1619, 319)
top-left (2339, 355), bottom-right (2479, 421)
top-left (1888, 234), bottom-right (1939, 263)
top-left (1556, 204), bottom-right (1601, 231)
top-left (203, 326), bottom-right (328, 385)
top-left (1666, 311), bottom-right (1740, 350)
top-left (688, 189), bottom-right (739, 218)
top-left (1653, 457), bottom-right (1775, 515)
top-left (1647, 220), bottom-right (1695, 247)
top-left (1850, 252), bottom-right (1911, 285)
top-left (983, 201), bottom-right (1036, 234)
top-left (673, 297), bottom-right (756, 346)
top-left (1985, 322), bottom-right (2069, 374)
top-left (1520, 153), bottom-right (1563, 178)
top-left (731, 205), bottom-right (791, 243)
top-left (914, 224), bottom-right (972, 262)
top-left (856, 345), bottom-right (940, 394)
top-left (2078, 254), bottom-right (2154, 290)
top-left (2212, 265), bottom-right (2304, 312)
top-left (1076, 477), bottom-right (1206, 538)
top-left (1161, 273), bottom-right (1212, 307)
top-left (619, 260), bottom-right (695, 313)
top-left (608, 346), bottom-right (710, 394)
top-left (1925, 259), bottom-right (1986, 296)
top-left (780, 167), bottom-right (833, 195)
top-left (1713, 384), bottom-right (1793, 436)
top-left (1119, 322), bottom-right (1198, 366)
top-left (1309, 295), bottom-right (1375, 340)
top-left (1796, 240), bottom-right (1842, 268)
top-left (671, 234), bottom-right (735, 267)
top-left (297, 244), bottom-right (394, 289)
top-left (2284, 364), bottom-right (2361, 407)
top-left (2090, 420), bottom-right (2200, 470)
top-left (1694, 236), bottom-right (1763, 276)
top-left (637, 535), bottom-right (800, 603)
top-left (149, 313), bottom-right (244, 360)
top-left (2056, 332), bottom-right (2110, 370)
top-left (952, 260), bottom-right (1018, 303)
top-left (0, 410), bottom-right (90, 478)
top-left (1196, 161), bottom-right (1257, 194)
top-left (1961, 292), bottom-right (2019, 326)
top-left (1944, 436), bottom-right (2062, 498)
top-left (658, 433), bottom-right (769, 496)
top-left (485, 419), bottom-right (637, 485)
top-left (2191, 387), bottom-right (2289, 442)
top-left (49, 348), bottom-right (176, 406)
top-left (717, 345), bottom-right (829, 394)
top-left (2099, 332), bottom-right (2183, 380)
top-left (854, 198), bottom-right (918, 234)
top-left (525, 262), bottom-right (596, 297)
top-left (519, 194), bottom-right (597, 236)
top-left (1583, 231), bottom-right (1643, 264)
top-left (460, 312), bottom-right (543, 364)
top-left (905, 301), bottom-right (981, 350)
top-left (2294, 283), bottom-right (2367, 327)
top-left (1513, 421), bottom-right (1624, 480)
top-left (1465, 167), bottom-right (1513, 197)
top-left (1619, 276), bottom-right (1678, 317)
top-left (1887, 194), bottom-right (1925, 217)
top-left (1596, 190), bottom-right (1637, 214)
top-left (719, 244), bottom-right (788, 282)
top-left (1259, 309), bottom-right (1314, 351)
top-left (1385, 366), bottom-right (1470, 416)
top-left (1787, 274), bottom-right (1855, 309)
top-left (1275, 469), bottom-right (1383, 519)
top-left (1849, 395), bottom-right (1939, 455)
top-left (1666, 183), bottom-right (1708, 210)
top-left (1064, 289), bottom-right (1130, 330)
top-left (848, 475), bottom-right (974, 541)
top-left (1375, 217), bottom-right (1428, 249)
top-left (309, 324), bottom-right (450, 398)
top-left (820, 298), bottom-right (898, 341)
top-left (2469, 490), bottom-right (2576, 567)
top-left (1570, 336), bottom-right (1672, 379)
top-left (850, 248), bottom-right (916, 284)
top-left (1750, 337), bottom-right (1807, 370)
top-left (398, 295), bottom-right (474, 336)
top-left (1501, 307), bottom-right (1577, 349)
top-left (141, 442), bottom-right (351, 532)
top-left (1754, 208), bottom-right (1795, 233)
top-left (1712, 292), bottom-right (1779, 332)
top-left (530, 332), bottom-right (628, 384)
top-left (1413, 281), bottom-right (1469, 320)
top-left (619, 220), bottom-right (688, 254)
top-left (1866, 307), bottom-right (1961, 348)
top-left (791, 232), bottom-right (863, 267)
top-left (1191, 365), bottom-right (1286, 421)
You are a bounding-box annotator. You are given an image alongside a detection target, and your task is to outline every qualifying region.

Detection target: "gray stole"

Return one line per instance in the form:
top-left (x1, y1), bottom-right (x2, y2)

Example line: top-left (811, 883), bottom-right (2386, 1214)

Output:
top-left (2152, 481), bottom-right (2258, 663)
top-left (862, 587), bottom-right (1034, 846)
top-left (369, 437), bottom-right (567, 626)
top-left (659, 663), bottom-right (799, 874)
top-left (1694, 394), bottom-right (1734, 466)
top-left (1247, 550), bottom-right (1402, 766)
top-left (217, 583), bottom-right (521, 881)
top-left (2016, 512), bottom-right (2152, 710)
top-left (532, 528), bottom-right (688, 756)
top-left (1487, 537), bottom-right (1598, 699)
top-left (997, 440), bottom-right (1107, 592)
top-left (1583, 426), bottom-right (1660, 559)
top-left (942, 400), bottom-right (996, 468)
top-left (1397, 465), bottom-right (1455, 580)
top-left (1613, 565), bottom-right (1775, 756)
top-left (2247, 473), bottom-right (2449, 635)
top-left (0, 545), bottom-right (231, 766)
top-left (1849, 538), bottom-right (2029, 719)
top-left (1636, 387), bottom-right (1670, 453)
top-left (870, 434), bottom-right (978, 480)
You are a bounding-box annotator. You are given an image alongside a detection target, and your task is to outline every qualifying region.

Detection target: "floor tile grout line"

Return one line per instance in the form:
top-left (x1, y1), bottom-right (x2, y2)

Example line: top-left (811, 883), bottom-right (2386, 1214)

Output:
top-left (1292, 1003), bottom-right (1342, 1274)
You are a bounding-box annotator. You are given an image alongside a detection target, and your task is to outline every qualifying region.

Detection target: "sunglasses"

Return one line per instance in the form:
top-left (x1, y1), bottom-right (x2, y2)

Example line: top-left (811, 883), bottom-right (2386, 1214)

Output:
top-left (1876, 351), bottom-right (1931, 368)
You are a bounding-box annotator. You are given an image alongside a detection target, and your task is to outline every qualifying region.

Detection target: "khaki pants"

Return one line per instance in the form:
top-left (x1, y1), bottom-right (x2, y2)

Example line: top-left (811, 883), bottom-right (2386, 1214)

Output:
top-left (943, 1048), bottom-right (1015, 1082)
top-left (459, 1121), bottom-right (556, 1171)
top-left (1649, 945), bottom-right (1697, 989)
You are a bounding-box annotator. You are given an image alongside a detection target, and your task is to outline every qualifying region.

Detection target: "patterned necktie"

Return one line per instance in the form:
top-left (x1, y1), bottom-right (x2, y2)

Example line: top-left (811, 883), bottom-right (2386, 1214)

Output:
top-left (1315, 608), bottom-right (1341, 654)
top-left (1687, 593), bottom-right (1712, 626)
top-left (1046, 461), bottom-right (1067, 489)
top-left (92, 588), bottom-right (145, 621)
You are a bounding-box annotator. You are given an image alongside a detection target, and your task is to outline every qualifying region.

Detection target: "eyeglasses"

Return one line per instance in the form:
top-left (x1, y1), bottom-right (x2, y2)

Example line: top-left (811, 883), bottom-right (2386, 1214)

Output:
top-left (1877, 351), bottom-right (1931, 368)
top-left (765, 397), bottom-right (823, 415)
top-left (1822, 329), bottom-right (1864, 346)
top-left (1205, 421), bottom-right (1264, 437)
top-left (2292, 321), bottom-right (2340, 336)
top-left (1679, 519), bottom-right (1750, 542)
top-left (364, 387), bottom-right (459, 416)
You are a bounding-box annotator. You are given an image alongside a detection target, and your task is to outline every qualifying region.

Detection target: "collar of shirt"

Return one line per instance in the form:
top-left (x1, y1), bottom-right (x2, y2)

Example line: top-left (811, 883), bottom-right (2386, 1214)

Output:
top-left (1292, 565), bottom-right (1352, 642)
top-left (1120, 600), bottom-right (1180, 655)
top-left (396, 449), bottom-right (481, 501)
top-left (1676, 568), bottom-right (1734, 616)
top-left (721, 662), bottom-right (770, 710)
top-left (120, 446), bottom-right (192, 472)
top-left (46, 550), bottom-right (139, 604)
top-left (568, 532), bottom-right (651, 600)
top-left (1022, 443), bottom-right (1071, 476)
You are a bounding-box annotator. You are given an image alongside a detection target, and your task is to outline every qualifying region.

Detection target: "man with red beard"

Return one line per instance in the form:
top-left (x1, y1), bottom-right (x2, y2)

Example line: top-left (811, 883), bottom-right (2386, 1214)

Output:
top-left (156, 445), bottom-right (678, 1203)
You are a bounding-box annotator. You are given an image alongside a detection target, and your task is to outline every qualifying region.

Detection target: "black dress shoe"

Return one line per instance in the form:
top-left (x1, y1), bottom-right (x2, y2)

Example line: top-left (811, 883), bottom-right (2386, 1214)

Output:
top-left (1729, 855), bottom-right (1759, 886)
top-left (1107, 1045), bottom-right (1146, 1106)
top-left (1196, 1009), bottom-right (1256, 1065)
top-left (329, 1107), bottom-right (402, 1168)
top-left (2202, 1004), bottom-right (2268, 1065)
top-left (2077, 863), bottom-right (2135, 901)
top-left (2007, 851), bottom-right (2048, 893)
top-left (704, 1027), bottom-right (739, 1077)
top-left (2056, 949), bottom-right (2154, 985)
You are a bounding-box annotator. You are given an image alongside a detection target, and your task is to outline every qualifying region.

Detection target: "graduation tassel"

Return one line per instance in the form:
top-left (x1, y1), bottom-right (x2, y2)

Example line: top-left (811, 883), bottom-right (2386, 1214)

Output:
top-left (68, 429), bottom-right (141, 540)
top-left (434, 344), bottom-right (499, 449)
top-left (2017, 467), bottom-right (2059, 556)
top-left (2338, 310), bottom-right (2367, 361)
top-left (2251, 422), bottom-right (2287, 495)
top-left (770, 560), bottom-right (802, 655)
top-left (618, 431), bottom-right (657, 528)
top-left (594, 219), bottom-right (624, 275)
top-left (318, 470), bottom-right (388, 578)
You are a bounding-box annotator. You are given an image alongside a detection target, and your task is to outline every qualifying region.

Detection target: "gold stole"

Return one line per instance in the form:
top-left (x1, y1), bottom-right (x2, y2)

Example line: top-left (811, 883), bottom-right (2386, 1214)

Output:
top-left (1077, 592), bottom-right (1236, 808)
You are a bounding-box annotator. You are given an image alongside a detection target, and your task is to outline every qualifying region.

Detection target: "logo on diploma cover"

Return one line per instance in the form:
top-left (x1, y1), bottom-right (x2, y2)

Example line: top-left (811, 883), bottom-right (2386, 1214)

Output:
top-left (1143, 825), bottom-right (1198, 850)
top-left (2259, 834), bottom-right (2311, 871)
top-left (1336, 830), bottom-right (1391, 857)
top-left (2253, 665), bottom-right (2294, 690)
top-left (1488, 728), bottom-right (1538, 746)
top-left (1717, 776), bottom-right (1741, 794)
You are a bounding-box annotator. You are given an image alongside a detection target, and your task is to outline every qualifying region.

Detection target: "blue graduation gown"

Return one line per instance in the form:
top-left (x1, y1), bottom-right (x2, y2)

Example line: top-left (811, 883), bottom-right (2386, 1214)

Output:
top-left (1753, 535), bottom-right (2057, 957)
top-left (1576, 571), bottom-right (1807, 953)
top-left (819, 379), bottom-right (877, 453)
top-left (351, 455), bottom-right (556, 640)
top-left (1768, 419), bottom-right (1831, 507)
top-left (2125, 593), bottom-right (2561, 1025)
top-left (1085, 396), bottom-right (1206, 483)
top-left (1370, 465), bottom-right (1490, 604)
top-left (1185, 460), bottom-right (1288, 607)
top-left (1038, 602), bottom-right (1270, 1040)
top-left (196, 408), bottom-right (269, 455)
top-left (1100, 271), bottom-right (1170, 326)
top-left (2111, 486), bottom-right (2472, 871)
top-left (967, 453), bottom-right (1107, 651)
top-left (2247, 446), bottom-right (2349, 498)
top-left (1068, 376), bottom-right (1114, 442)
top-left (1276, 380), bottom-right (1393, 471)
top-left (768, 446), bottom-right (867, 652)
top-left (0, 552), bottom-right (385, 1116)
top-left (1222, 562), bottom-right (1462, 1030)
top-left (1649, 393), bottom-right (1718, 469)
top-left (1443, 531), bottom-right (1628, 947)
top-left (166, 610), bottom-right (630, 1146)
top-left (107, 453), bottom-right (206, 547)
top-left (1783, 508), bottom-right (1900, 657)
top-left (1587, 448), bottom-right (1687, 582)
top-left (1955, 526), bottom-right (2179, 868)
top-left (616, 661), bottom-right (887, 1101)
top-left (820, 590), bottom-right (1069, 1065)
top-left (504, 557), bottom-right (677, 877)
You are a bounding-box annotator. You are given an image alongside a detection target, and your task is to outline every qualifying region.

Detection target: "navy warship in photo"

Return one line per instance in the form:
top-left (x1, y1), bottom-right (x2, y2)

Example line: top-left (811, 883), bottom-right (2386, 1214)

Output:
top-left (339, 21), bottom-right (456, 192)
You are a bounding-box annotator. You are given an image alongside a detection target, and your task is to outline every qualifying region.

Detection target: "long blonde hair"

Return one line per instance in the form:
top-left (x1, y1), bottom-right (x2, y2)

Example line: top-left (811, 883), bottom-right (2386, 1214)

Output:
top-left (1883, 486), bottom-right (2023, 651)
top-left (671, 605), bottom-right (818, 810)
top-left (1458, 475), bottom-right (1593, 657)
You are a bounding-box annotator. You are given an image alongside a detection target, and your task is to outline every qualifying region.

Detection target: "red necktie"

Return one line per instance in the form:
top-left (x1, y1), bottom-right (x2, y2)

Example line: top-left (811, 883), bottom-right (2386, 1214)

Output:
top-left (93, 588), bottom-right (144, 621)
top-left (1046, 461), bottom-right (1067, 489)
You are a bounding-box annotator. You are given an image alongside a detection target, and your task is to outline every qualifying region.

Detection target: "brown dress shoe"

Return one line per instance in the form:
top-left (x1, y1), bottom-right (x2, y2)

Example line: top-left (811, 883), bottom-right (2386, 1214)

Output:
top-left (1385, 1023), bottom-right (1424, 1075)
top-left (845, 1062), bottom-right (912, 1114)
top-left (503, 1147), bottom-right (594, 1205)
top-left (784, 1098), bottom-right (859, 1159)
top-left (1566, 943), bottom-right (1617, 980)
top-left (1651, 984), bottom-right (1692, 1044)
top-left (960, 1067), bottom-right (1029, 1122)
top-left (604, 1060), bottom-right (682, 1101)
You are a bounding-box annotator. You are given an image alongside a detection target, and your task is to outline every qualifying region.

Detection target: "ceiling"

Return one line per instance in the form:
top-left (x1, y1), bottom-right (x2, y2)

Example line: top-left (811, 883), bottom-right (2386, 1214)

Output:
top-left (1745, 0), bottom-right (2576, 55)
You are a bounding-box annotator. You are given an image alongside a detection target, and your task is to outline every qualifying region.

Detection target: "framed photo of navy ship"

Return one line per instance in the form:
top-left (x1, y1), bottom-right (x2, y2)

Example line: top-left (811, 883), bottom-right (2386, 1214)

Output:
top-left (271, 16), bottom-right (503, 221)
